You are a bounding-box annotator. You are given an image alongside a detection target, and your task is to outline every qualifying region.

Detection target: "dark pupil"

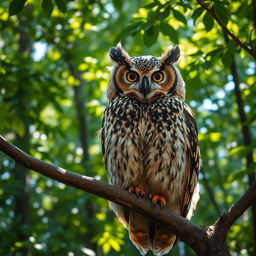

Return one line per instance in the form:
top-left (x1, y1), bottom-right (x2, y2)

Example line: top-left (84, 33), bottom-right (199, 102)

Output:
top-left (155, 73), bottom-right (161, 80)
top-left (130, 73), bottom-right (136, 80)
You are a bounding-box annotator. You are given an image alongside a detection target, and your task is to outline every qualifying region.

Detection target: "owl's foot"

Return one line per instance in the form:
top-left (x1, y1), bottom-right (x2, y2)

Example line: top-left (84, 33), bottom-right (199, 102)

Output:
top-left (149, 194), bottom-right (166, 207)
top-left (128, 186), bottom-right (146, 198)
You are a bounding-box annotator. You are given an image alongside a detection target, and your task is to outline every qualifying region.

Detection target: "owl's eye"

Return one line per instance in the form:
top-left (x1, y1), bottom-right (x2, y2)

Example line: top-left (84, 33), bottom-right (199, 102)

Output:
top-left (126, 71), bottom-right (138, 83)
top-left (152, 71), bottom-right (164, 82)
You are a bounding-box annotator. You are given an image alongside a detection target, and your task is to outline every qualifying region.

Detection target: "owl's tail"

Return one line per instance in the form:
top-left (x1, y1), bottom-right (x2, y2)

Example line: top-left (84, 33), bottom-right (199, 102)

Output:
top-left (129, 211), bottom-right (151, 255)
top-left (151, 222), bottom-right (176, 256)
top-left (129, 211), bottom-right (176, 256)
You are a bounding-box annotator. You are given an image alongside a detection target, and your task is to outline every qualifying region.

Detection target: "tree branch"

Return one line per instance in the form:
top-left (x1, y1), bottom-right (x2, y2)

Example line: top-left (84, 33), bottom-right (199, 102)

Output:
top-left (0, 135), bottom-right (205, 251)
top-left (1, 134), bottom-right (256, 256)
top-left (196, 0), bottom-right (256, 60)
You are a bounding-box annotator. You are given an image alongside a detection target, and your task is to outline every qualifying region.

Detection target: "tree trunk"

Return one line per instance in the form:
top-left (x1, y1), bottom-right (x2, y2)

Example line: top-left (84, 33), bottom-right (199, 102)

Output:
top-left (12, 12), bottom-right (32, 255)
top-left (223, 33), bottom-right (256, 254)
top-left (13, 129), bottom-right (30, 256)
top-left (67, 59), bottom-right (101, 255)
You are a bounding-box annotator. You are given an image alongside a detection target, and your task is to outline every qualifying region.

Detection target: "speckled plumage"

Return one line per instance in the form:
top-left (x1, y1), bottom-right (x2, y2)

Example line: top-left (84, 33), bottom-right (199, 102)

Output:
top-left (102, 44), bottom-right (201, 256)
top-left (130, 56), bottom-right (159, 73)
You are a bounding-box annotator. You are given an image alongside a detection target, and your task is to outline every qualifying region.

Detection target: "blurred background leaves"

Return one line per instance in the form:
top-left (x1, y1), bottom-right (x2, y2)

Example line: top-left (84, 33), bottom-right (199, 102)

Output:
top-left (0, 0), bottom-right (255, 255)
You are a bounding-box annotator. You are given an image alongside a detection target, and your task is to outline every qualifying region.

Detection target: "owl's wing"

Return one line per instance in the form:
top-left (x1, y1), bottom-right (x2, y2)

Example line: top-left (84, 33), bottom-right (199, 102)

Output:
top-left (101, 115), bottom-right (106, 157)
top-left (180, 104), bottom-right (201, 219)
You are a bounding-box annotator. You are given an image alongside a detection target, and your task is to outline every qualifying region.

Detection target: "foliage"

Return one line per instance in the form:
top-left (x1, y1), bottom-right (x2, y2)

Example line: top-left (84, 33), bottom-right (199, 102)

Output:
top-left (0, 0), bottom-right (255, 256)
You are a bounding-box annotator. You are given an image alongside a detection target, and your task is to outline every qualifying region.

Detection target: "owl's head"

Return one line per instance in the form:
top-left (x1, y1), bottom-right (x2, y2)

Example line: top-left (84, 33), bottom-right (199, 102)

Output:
top-left (107, 44), bottom-right (185, 102)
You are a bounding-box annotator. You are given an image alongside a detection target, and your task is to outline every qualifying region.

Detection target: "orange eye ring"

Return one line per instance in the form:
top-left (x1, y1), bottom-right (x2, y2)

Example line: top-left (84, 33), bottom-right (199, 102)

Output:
top-left (152, 71), bottom-right (164, 82)
top-left (126, 71), bottom-right (138, 82)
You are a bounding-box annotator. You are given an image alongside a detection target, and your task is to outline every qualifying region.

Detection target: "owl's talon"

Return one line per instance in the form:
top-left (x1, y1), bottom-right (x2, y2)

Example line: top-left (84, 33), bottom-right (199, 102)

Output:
top-left (128, 186), bottom-right (145, 198)
top-left (128, 186), bottom-right (135, 193)
top-left (151, 195), bottom-right (166, 207)
top-left (135, 186), bottom-right (145, 197)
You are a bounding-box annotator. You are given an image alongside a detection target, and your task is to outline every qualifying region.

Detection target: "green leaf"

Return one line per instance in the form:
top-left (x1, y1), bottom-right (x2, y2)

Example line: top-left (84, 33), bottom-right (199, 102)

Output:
top-left (102, 242), bottom-right (111, 254)
top-left (143, 1), bottom-right (160, 9)
top-left (229, 144), bottom-right (256, 157)
top-left (229, 146), bottom-right (247, 156)
top-left (109, 238), bottom-right (121, 251)
top-left (206, 48), bottom-right (223, 62)
top-left (54, 0), bottom-right (66, 13)
top-left (192, 7), bottom-right (204, 23)
top-left (9, 0), bottom-right (27, 16)
top-left (214, 2), bottom-right (229, 25)
top-left (189, 50), bottom-right (203, 57)
top-left (177, 0), bottom-right (192, 11)
top-left (172, 9), bottom-right (187, 25)
top-left (42, 0), bottom-right (54, 17)
top-left (203, 12), bottom-right (214, 32)
top-left (226, 40), bottom-right (237, 52)
top-left (143, 25), bottom-right (159, 47)
top-left (115, 23), bottom-right (142, 42)
top-left (221, 50), bottom-right (232, 67)
top-left (158, 6), bottom-right (172, 21)
top-left (160, 22), bottom-right (179, 44)
top-left (14, 242), bottom-right (24, 248)
top-left (146, 8), bottom-right (161, 24)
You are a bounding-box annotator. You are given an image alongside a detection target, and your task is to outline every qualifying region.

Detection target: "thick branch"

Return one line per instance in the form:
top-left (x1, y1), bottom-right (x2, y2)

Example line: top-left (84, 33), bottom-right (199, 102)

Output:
top-left (0, 135), bottom-right (206, 253)
top-left (196, 0), bottom-right (256, 59)
top-left (1, 135), bottom-right (256, 255)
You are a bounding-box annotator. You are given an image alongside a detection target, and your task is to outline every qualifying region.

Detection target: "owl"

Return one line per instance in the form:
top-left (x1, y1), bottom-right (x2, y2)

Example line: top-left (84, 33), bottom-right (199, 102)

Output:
top-left (101, 44), bottom-right (201, 256)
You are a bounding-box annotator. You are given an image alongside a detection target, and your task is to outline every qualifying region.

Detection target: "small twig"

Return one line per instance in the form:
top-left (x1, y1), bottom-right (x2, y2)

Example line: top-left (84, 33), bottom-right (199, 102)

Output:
top-left (196, 0), bottom-right (256, 59)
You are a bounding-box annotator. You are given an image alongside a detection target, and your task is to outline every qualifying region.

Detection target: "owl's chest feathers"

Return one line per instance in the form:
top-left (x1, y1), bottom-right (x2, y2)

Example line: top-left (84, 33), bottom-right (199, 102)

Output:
top-left (105, 96), bottom-right (187, 192)
top-left (111, 96), bottom-right (185, 147)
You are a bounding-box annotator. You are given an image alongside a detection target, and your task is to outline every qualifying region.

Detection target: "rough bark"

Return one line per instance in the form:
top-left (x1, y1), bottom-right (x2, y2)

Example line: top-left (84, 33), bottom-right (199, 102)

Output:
top-left (1, 135), bottom-right (256, 256)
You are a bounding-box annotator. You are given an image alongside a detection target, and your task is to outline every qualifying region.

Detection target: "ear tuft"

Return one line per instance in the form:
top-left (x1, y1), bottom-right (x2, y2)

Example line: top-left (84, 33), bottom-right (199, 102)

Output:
top-left (161, 45), bottom-right (180, 65)
top-left (109, 43), bottom-right (130, 66)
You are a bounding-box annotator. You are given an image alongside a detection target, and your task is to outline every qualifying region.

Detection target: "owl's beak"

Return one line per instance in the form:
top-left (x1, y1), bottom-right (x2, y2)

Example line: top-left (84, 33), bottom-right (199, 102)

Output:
top-left (139, 77), bottom-right (150, 97)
